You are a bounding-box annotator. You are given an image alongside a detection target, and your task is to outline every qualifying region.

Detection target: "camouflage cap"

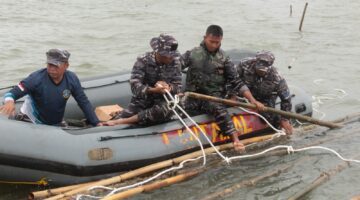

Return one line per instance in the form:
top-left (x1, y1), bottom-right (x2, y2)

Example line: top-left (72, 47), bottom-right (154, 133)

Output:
top-left (46, 49), bottom-right (70, 67)
top-left (150, 34), bottom-right (179, 57)
top-left (255, 50), bottom-right (275, 66)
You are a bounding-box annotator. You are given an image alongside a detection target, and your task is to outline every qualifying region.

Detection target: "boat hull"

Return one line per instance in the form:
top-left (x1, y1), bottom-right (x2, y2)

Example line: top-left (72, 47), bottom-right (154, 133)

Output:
top-left (0, 109), bottom-right (273, 185)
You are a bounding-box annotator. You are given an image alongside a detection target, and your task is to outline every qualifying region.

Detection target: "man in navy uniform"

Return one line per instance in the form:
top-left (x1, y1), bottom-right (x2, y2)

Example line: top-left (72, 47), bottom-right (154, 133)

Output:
top-left (0, 49), bottom-right (101, 126)
top-left (237, 51), bottom-right (293, 134)
top-left (104, 34), bottom-right (182, 126)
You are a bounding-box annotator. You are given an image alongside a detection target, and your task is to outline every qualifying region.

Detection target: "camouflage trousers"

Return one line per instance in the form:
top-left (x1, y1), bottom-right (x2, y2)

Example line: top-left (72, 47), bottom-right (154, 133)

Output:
top-left (182, 98), bottom-right (236, 136)
top-left (119, 97), bottom-right (173, 126)
top-left (259, 112), bottom-right (281, 128)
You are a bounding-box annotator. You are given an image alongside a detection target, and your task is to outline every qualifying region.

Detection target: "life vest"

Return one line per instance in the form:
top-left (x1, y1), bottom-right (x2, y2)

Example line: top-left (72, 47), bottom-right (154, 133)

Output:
top-left (185, 46), bottom-right (228, 95)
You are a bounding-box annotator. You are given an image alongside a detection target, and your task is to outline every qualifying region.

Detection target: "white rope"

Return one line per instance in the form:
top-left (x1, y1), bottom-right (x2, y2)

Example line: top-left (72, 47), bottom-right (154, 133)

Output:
top-left (163, 90), bottom-right (231, 163)
top-left (162, 92), bottom-right (207, 166)
top-left (228, 145), bottom-right (360, 164)
top-left (312, 79), bottom-right (348, 120)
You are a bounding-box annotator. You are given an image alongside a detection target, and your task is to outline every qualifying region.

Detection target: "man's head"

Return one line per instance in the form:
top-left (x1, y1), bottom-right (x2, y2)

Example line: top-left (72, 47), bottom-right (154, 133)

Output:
top-left (150, 34), bottom-right (179, 65)
top-left (255, 50), bottom-right (275, 77)
top-left (204, 25), bottom-right (223, 52)
top-left (46, 49), bottom-right (70, 81)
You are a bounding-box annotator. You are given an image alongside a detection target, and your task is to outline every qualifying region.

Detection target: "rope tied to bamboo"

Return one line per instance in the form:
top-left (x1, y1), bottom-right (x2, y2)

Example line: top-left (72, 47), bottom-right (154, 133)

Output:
top-left (287, 146), bottom-right (295, 154)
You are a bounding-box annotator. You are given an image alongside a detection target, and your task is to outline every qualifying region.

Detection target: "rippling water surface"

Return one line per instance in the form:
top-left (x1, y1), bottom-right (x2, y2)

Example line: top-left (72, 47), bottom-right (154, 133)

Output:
top-left (0, 0), bottom-right (360, 199)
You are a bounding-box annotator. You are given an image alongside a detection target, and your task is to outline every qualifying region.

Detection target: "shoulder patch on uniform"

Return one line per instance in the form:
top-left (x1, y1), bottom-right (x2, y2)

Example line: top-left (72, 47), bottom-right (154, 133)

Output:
top-left (62, 89), bottom-right (71, 99)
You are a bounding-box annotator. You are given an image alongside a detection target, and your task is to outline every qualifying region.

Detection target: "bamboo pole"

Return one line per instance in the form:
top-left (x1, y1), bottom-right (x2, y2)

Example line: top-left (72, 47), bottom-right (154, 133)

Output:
top-left (288, 154), bottom-right (360, 200)
top-left (299, 2), bottom-right (308, 31)
top-left (29, 182), bottom-right (94, 199)
top-left (331, 112), bottom-right (360, 124)
top-left (295, 112), bottom-right (360, 134)
top-left (44, 160), bottom-right (174, 200)
top-left (185, 92), bottom-right (342, 129)
top-left (102, 169), bottom-right (203, 200)
top-left (202, 156), bottom-right (311, 200)
top-left (43, 135), bottom-right (273, 200)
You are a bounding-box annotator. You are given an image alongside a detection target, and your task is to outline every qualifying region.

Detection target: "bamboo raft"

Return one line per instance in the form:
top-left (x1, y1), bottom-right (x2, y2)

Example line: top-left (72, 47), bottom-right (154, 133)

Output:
top-left (30, 113), bottom-right (359, 200)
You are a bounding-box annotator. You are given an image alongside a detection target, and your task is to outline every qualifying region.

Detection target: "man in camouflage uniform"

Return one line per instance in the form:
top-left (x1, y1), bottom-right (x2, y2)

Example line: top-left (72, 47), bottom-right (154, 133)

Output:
top-left (104, 34), bottom-right (182, 126)
top-left (181, 25), bottom-right (263, 151)
top-left (237, 50), bottom-right (293, 134)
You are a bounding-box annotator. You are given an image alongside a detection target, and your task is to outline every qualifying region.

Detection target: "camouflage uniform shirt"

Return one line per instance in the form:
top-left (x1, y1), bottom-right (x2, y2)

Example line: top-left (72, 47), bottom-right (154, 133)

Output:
top-left (182, 42), bottom-right (248, 97)
top-left (121, 52), bottom-right (182, 125)
top-left (180, 42), bottom-right (248, 136)
top-left (237, 57), bottom-right (292, 121)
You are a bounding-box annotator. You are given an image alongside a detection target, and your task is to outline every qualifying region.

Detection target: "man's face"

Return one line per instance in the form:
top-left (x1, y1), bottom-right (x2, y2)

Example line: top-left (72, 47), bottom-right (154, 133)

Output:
top-left (47, 62), bottom-right (68, 81)
top-left (255, 61), bottom-right (269, 77)
top-left (204, 34), bottom-right (222, 52)
top-left (156, 53), bottom-right (174, 65)
top-left (255, 68), bottom-right (267, 77)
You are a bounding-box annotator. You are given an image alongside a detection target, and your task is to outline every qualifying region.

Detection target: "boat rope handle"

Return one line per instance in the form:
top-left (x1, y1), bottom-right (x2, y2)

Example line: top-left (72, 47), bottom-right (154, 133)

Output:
top-left (0, 177), bottom-right (48, 186)
top-left (77, 91), bottom-right (360, 200)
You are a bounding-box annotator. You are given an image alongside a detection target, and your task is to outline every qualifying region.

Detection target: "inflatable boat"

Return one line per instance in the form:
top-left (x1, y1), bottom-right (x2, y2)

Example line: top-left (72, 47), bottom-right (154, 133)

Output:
top-left (0, 51), bottom-right (312, 185)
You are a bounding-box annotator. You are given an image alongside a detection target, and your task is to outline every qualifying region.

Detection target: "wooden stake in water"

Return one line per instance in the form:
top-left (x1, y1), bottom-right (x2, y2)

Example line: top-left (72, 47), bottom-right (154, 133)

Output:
top-left (299, 2), bottom-right (308, 31)
top-left (290, 4), bottom-right (293, 17)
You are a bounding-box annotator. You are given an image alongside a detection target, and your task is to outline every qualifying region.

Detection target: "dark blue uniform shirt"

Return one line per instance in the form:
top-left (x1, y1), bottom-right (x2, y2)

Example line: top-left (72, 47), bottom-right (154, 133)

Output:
top-left (5, 68), bottom-right (99, 126)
